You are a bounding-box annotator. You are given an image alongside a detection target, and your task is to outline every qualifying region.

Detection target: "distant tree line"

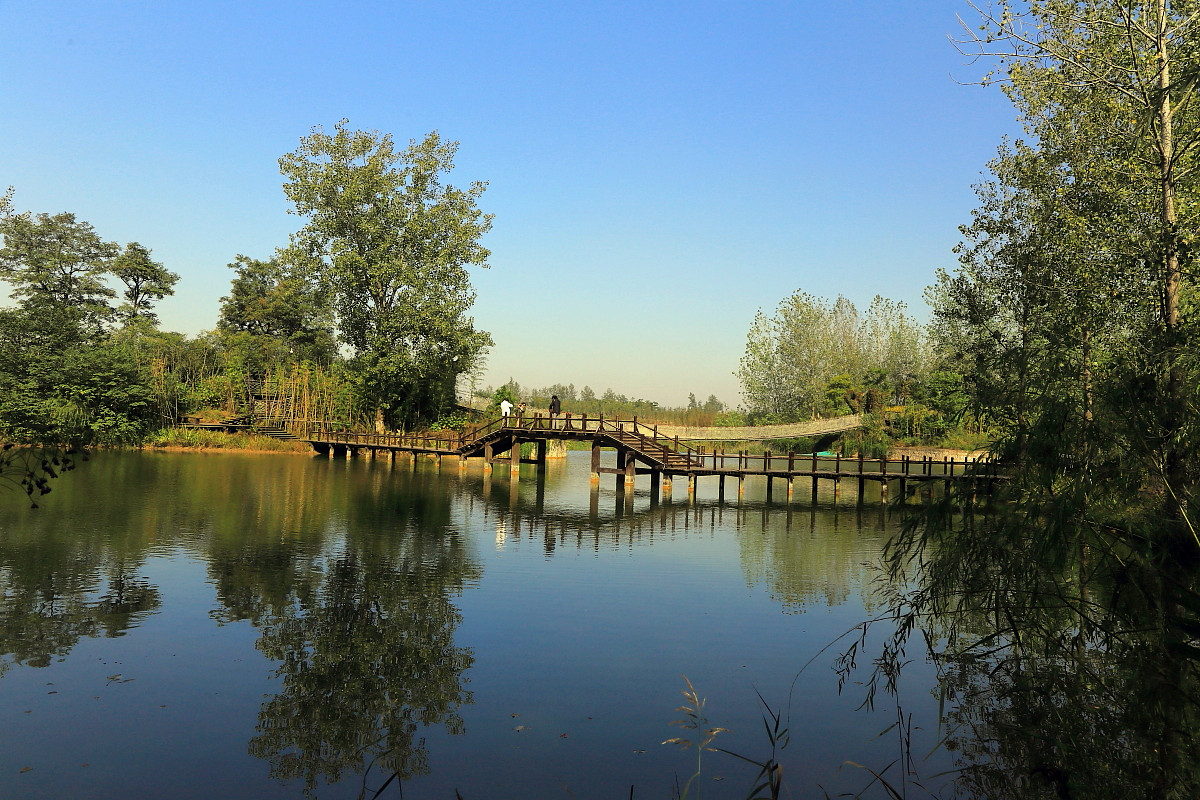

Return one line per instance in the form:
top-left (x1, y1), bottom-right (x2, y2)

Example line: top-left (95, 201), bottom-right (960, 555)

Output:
top-left (734, 291), bottom-right (970, 442)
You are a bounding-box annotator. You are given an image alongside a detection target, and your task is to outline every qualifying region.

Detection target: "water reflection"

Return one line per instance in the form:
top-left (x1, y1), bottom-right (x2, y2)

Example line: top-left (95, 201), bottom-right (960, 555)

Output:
top-left (0, 565), bottom-right (161, 673)
top-left (0, 462), bottom-right (165, 673)
top-left (248, 546), bottom-right (475, 792)
top-left (208, 458), bottom-right (483, 793)
top-left (0, 451), bottom-right (926, 798)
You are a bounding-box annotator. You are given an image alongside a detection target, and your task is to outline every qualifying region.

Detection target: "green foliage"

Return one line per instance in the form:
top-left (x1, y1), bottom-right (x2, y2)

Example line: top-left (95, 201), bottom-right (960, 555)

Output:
top-left (0, 307), bottom-right (158, 446)
top-left (843, 414), bottom-right (889, 459)
top-left (280, 121), bottom-right (493, 430)
top-left (713, 411), bottom-right (746, 427)
top-left (874, 3), bottom-right (1200, 797)
top-left (144, 428), bottom-right (310, 452)
top-left (217, 253), bottom-right (335, 367)
top-left (738, 291), bottom-right (930, 423)
top-left (0, 207), bottom-right (117, 326)
top-left (427, 411), bottom-right (470, 432)
top-left (486, 385), bottom-right (517, 414)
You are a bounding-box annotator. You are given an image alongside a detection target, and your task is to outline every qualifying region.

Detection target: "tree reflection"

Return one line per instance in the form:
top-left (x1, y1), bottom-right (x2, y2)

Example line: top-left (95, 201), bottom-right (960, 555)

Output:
top-left (245, 475), bottom-right (480, 795)
top-left (877, 505), bottom-right (1200, 799)
top-left (0, 565), bottom-right (160, 674)
top-left (937, 644), bottom-right (1185, 799)
top-left (736, 505), bottom-right (891, 611)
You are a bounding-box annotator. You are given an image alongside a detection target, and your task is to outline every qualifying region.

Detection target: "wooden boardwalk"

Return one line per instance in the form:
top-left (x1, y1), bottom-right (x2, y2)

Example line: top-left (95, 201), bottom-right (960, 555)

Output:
top-left (302, 414), bottom-right (999, 501)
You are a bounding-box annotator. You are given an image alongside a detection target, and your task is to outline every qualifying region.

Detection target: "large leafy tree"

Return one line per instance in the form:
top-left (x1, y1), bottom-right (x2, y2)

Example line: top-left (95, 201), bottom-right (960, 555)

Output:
top-left (279, 121), bottom-right (493, 431)
top-left (0, 208), bottom-right (117, 327)
top-left (952, 0), bottom-right (1200, 512)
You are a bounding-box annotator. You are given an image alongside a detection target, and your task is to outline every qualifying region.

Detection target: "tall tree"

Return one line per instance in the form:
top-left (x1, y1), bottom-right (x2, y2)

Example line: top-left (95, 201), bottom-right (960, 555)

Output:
top-left (954, 0), bottom-right (1200, 514)
top-left (0, 210), bottom-right (117, 324)
top-left (872, 5), bottom-right (1200, 795)
top-left (279, 121), bottom-right (493, 431)
top-left (110, 242), bottom-right (178, 326)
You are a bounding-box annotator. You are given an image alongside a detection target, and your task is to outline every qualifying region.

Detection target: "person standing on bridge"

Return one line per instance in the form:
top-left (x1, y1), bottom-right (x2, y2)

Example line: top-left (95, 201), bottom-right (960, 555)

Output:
top-left (549, 394), bottom-right (562, 428)
top-left (500, 398), bottom-right (513, 418)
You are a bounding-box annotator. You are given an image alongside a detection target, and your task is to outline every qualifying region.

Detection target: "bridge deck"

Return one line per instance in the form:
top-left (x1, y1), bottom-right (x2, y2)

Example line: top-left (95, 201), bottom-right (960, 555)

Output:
top-left (297, 413), bottom-right (999, 492)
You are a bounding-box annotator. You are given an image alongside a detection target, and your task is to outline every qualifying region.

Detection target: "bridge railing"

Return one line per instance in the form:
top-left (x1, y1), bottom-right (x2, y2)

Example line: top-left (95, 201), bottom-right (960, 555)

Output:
top-left (690, 448), bottom-right (997, 478)
top-left (305, 423), bottom-right (463, 452)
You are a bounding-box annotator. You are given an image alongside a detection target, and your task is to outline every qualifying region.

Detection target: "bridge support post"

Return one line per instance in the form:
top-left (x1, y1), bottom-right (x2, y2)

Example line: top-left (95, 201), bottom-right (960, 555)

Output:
top-left (536, 440), bottom-right (547, 474)
top-left (811, 451), bottom-right (818, 502)
top-left (687, 475), bottom-right (696, 494)
top-left (718, 475), bottom-right (725, 501)
top-left (624, 451), bottom-right (636, 488)
top-left (590, 441), bottom-right (601, 484)
top-left (738, 475), bottom-right (745, 496)
top-left (650, 470), bottom-right (660, 504)
top-left (434, 453), bottom-right (442, 471)
top-left (787, 477), bottom-right (794, 502)
top-left (510, 440), bottom-right (521, 479)
top-left (857, 451), bottom-right (865, 500)
top-left (766, 476), bottom-right (773, 502)
top-left (483, 443), bottom-right (493, 474)
top-left (662, 475), bottom-right (673, 496)
top-left (458, 454), bottom-right (467, 472)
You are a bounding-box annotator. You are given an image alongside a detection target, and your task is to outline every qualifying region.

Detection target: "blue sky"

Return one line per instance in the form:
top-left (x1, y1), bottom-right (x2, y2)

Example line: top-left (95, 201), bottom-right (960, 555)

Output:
top-left (1, 1), bottom-right (1020, 408)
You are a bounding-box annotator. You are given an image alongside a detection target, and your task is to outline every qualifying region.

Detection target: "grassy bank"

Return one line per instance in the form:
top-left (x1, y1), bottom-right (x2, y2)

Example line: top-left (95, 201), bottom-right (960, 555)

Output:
top-left (142, 428), bottom-right (312, 454)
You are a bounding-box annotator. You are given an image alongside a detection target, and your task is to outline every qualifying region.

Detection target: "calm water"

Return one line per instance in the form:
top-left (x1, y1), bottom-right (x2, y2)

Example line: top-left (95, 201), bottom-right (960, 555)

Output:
top-left (0, 450), bottom-right (952, 799)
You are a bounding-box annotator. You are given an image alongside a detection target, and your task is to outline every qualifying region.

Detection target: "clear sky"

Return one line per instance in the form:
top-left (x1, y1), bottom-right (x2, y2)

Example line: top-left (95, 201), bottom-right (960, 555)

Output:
top-left (1, 1), bottom-right (1020, 408)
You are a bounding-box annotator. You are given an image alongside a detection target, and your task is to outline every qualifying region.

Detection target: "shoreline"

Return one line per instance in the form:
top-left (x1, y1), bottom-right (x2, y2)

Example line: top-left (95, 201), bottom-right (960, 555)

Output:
top-left (136, 444), bottom-right (314, 456)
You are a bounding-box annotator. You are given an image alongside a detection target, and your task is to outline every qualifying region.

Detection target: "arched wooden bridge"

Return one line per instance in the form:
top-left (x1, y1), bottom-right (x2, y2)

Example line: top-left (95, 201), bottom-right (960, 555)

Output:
top-left (301, 413), bottom-right (999, 501)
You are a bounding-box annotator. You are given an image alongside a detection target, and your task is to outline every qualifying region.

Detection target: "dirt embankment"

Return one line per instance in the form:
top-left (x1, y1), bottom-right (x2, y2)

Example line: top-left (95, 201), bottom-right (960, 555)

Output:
top-left (889, 445), bottom-right (989, 461)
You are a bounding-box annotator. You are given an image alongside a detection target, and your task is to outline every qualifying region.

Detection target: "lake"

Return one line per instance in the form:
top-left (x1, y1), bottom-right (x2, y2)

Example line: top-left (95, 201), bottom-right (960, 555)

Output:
top-left (0, 449), bottom-right (953, 799)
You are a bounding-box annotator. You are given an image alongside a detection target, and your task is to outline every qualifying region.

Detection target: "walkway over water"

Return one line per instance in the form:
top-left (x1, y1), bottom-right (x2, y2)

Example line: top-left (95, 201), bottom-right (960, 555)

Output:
top-left (302, 414), bottom-right (999, 501)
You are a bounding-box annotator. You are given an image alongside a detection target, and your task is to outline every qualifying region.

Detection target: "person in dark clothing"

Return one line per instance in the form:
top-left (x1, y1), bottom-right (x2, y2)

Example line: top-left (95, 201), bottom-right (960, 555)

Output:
top-left (549, 395), bottom-right (562, 428)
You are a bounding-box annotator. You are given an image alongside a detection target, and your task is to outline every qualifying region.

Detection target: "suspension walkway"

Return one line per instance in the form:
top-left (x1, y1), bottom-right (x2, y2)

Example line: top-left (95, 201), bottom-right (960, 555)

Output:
top-left (299, 413), bottom-right (999, 501)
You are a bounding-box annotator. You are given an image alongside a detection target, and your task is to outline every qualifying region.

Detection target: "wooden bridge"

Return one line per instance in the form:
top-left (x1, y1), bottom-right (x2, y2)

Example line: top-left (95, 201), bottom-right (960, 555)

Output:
top-left (302, 413), bottom-right (999, 502)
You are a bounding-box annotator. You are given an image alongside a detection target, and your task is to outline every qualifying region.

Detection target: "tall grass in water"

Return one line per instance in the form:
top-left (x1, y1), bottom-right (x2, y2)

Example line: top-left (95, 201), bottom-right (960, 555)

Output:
top-left (664, 676), bottom-right (939, 800)
top-left (663, 676), bottom-right (728, 799)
